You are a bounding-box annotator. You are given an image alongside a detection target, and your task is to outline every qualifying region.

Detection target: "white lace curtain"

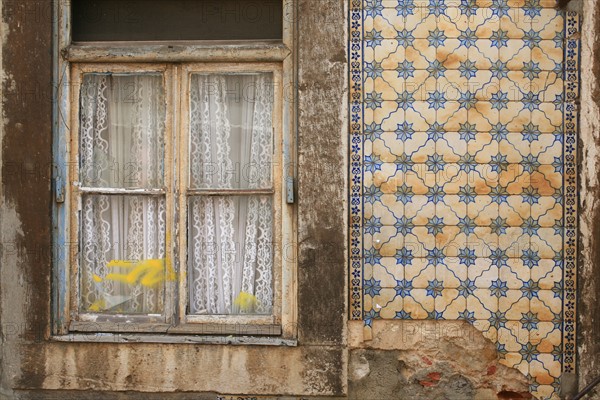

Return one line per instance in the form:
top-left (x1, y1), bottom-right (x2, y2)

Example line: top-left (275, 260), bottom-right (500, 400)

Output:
top-left (188, 73), bottom-right (274, 315)
top-left (79, 74), bottom-right (166, 314)
top-left (78, 72), bottom-right (274, 316)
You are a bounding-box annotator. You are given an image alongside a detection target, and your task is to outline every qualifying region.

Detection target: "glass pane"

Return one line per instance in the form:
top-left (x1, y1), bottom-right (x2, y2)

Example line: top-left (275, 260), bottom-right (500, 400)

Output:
top-left (72, 0), bottom-right (283, 42)
top-left (189, 73), bottom-right (274, 190)
top-left (188, 195), bottom-right (273, 315)
top-left (79, 74), bottom-right (165, 188)
top-left (80, 195), bottom-right (168, 314)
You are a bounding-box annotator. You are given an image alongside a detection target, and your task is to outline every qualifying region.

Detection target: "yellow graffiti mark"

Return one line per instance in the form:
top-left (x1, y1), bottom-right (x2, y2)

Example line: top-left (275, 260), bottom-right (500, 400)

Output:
top-left (234, 292), bottom-right (259, 313)
top-left (88, 299), bottom-right (106, 312)
top-left (93, 258), bottom-right (176, 288)
top-left (88, 295), bottom-right (130, 312)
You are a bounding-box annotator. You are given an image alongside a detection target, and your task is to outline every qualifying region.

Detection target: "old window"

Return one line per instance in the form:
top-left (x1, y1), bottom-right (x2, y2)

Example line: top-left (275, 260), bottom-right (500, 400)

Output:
top-left (53, 1), bottom-right (296, 340)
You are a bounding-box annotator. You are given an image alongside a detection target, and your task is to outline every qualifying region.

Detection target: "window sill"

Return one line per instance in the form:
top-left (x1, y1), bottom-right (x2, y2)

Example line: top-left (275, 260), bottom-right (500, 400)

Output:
top-left (69, 321), bottom-right (283, 336)
top-left (63, 41), bottom-right (291, 63)
top-left (51, 333), bottom-right (297, 346)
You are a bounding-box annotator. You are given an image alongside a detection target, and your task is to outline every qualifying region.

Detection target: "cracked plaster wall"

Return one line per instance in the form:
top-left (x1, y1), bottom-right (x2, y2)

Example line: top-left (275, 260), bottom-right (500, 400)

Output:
top-left (576, 0), bottom-right (600, 396)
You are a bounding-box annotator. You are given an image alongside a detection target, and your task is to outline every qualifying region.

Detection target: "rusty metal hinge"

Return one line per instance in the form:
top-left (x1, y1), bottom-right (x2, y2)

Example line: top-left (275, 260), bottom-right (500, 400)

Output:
top-left (55, 175), bottom-right (65, 203)
top-left (286, 176), bottom-right (295, 204)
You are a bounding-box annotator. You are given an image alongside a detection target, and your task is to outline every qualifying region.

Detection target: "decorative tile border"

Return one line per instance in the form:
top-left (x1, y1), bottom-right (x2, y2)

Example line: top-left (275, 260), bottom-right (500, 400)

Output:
top-left (348, 1), bottom-right (580, 398)
top-left (350, 0), bottom-right (364, 322)
top-left (561, 10), bottom-right (579, 377)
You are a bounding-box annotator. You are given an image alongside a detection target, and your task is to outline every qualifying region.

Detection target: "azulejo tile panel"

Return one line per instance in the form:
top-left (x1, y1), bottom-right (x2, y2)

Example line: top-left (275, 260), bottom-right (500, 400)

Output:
top-left (349, 0), bottom-right (579, 398)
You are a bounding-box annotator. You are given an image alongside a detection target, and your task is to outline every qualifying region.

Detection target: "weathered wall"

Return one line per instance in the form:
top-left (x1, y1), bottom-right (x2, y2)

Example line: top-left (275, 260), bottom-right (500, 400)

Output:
top-left (296, 0), bottom-right (348, 349)
top-left (348, 321), bottom-right (531, 399)
top-left (577, 0), bottom-right (600, 396)
top-left (0, 0), bottom-right (348, 398)
top-left (1, 0), bottom-right (54, 395)
top-left (348, 0), bottom-right (600, 396)
top-left (345, 0), bottom-right (600, 397)
top-left (1, 0), bottom-right (599, 399)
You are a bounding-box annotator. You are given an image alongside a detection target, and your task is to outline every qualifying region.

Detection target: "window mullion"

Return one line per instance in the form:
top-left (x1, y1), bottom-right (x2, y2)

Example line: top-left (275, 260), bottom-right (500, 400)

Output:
top-left (177, 63), bottom-right (189, 326)
top-left (187, 189), bottom-right (275, 196)
top-left (164, 64), bottom-right (177, 327)
top-left (76, 187), bottom-right (166, 195)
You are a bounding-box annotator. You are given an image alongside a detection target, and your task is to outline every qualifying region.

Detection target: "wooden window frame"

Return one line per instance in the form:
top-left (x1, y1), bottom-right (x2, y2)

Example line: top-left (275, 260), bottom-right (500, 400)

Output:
top-left (52, 0), bottom-right (297, 342)
top-left (68, 63), bottom-right (176, 333)
top-left (176, 63), bottom-right (284, 329)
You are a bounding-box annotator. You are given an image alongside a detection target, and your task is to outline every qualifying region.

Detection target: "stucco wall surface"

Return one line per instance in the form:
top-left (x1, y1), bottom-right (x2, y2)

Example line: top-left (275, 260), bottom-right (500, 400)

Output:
top-left (576, 0), bottom-right (600, 398)
top-left (0, 0), bottom-right (347, 397)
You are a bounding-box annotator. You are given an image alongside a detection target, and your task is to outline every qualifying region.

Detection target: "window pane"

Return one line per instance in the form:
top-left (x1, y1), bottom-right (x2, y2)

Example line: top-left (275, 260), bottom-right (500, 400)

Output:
top-left (80, 195), bottom-right (167, 314)
top-left (188, 195), bottom-right (273, 315)
top-left (79, 74), bottom-right (165, 189)
top-left (72, 0), bottom-right (283, 42)
top-left (189, 73), bottom-right (274, 189)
